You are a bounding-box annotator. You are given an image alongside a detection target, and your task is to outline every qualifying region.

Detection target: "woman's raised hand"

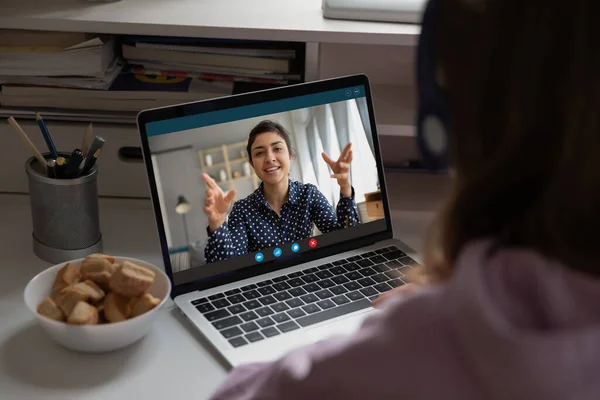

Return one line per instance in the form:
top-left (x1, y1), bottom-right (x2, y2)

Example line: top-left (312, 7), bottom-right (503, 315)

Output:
top-left (202, 173), bottom-right (237, 233)
top-left (322, 142), bottom-right (353, 197)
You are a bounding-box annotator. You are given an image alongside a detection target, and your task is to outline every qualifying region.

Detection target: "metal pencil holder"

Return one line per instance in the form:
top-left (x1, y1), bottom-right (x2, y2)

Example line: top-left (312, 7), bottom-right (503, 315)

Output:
top-left (25, 153), bottom-right (103, 264)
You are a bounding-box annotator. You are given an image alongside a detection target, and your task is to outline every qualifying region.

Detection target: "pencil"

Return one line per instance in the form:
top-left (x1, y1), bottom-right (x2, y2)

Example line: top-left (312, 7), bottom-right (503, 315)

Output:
top-left (80, 135), bottom-right (105, 175)
top-left (81, 123), bottom-right (93, 157)
top-left (35, 112), bottom-right (58, 159)
top-left (7, 117), bottom-right (47, 172)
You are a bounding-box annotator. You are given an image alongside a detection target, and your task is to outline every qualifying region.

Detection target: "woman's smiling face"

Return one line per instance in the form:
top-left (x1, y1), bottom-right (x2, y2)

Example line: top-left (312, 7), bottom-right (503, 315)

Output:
top-left (250, 131), bottom-right (291, 185)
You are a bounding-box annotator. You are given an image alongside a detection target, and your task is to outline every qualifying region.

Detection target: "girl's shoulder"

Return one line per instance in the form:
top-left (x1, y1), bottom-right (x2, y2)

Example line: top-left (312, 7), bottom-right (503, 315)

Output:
top-left (291, 180), bottom-right (317, 192)
top-left (230, 194), bottom-right (257, 213)
top-left (290, 180), bottom-right (320, 202)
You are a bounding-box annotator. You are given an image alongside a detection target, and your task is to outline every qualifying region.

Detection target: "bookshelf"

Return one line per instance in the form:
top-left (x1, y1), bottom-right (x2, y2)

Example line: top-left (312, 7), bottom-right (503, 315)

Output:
top-left (198, 140), bottom-right (260, 193)
top-left (0, 0), bottom-right (426, 197)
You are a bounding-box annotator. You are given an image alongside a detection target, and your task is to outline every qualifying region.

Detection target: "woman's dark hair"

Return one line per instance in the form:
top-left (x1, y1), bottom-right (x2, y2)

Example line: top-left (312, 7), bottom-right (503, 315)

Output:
top-left (413, 0), bottom-right (600, 284)
top-left (246, 120), bottom-right (294, 163)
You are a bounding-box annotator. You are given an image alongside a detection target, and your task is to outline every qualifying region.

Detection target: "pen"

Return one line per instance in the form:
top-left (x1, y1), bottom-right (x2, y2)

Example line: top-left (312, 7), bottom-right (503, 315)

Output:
top-left (81, 123), bottom-right (93, 157)
top-left (55, 156), bottom-right (67, 179)
top-left (47, 159), bottom-right (57, 179)
top-left (35, 113), bottom-right (58, 160)
top-left (63, 149), bottom-right (84, 179)
top-left (7, 116), bottom-right (47, 172)
top-left (80, 136), bottom-right (105, 175)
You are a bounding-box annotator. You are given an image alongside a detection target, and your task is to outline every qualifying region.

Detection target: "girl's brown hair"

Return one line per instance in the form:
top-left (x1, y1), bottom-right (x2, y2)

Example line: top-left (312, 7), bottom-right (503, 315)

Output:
top-left (417, 0), bottom-right (600, 283)
top-left (246, 120), bottom-right (295, 164)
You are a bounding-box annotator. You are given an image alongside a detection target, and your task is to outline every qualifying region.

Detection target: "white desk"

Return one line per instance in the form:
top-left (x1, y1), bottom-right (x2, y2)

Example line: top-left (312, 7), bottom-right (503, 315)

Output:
top-left (0, 171), bottom-right (448, 399)
top-left (0, 195), bottom-right (229, 400)
top-left (0, 0), bottom-right (419, 45)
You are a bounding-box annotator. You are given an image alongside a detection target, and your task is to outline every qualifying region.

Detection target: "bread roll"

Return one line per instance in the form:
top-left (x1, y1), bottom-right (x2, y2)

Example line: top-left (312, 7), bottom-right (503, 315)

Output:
top-left (85, 253), bottom-right (116, 264)
top-left (110, 261), bottom-right (155, 297)
top-left (95, 299), bottom-right (107, 323)
top-left (56, 286), bottom-right (90, 316)
top-left (67, 301), bottom-right (99, 325)
top-left (37, 254), bottom-right (162, 325)
top-left (80, 255), bottom-right (117, 290)
top-left (130, 293), bottom-right (161, 318)
top-left (104, 292), bottom-right (131, 322)
top-left (96, 300), bottom-right (105, 313)
top-left (37, 297), bottom-right (65, 321)
top-left (51, 262), bottom-right (80, 297)
top-left (70, 280), bottom-right (105, 303)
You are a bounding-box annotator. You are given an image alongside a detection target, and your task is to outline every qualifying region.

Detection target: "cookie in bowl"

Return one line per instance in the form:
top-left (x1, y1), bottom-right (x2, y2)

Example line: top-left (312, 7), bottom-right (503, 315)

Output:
top-left (24, 254), bottom-right (171, 353)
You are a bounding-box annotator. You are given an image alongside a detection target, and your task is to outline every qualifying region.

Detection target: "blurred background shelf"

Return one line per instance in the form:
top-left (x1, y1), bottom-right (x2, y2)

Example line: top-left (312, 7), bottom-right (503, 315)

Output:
top-left (198, 140), bottom-right (259, 193)
top-left (0, 0), bottom-right (426, 196)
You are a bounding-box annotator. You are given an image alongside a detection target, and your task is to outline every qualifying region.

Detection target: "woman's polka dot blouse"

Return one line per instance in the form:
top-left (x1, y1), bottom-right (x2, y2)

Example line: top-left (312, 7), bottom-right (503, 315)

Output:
top-left (204, 180), bottom-right (360, 263)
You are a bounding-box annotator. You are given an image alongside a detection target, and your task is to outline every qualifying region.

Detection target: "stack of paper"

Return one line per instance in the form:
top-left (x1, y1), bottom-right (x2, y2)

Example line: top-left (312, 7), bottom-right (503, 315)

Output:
top-left (0, 30), bottom-right (120, 90)
top-left (121, 36), bottom-right (303, 85)
top-left (0, 72), bottom-right (234, 112)
top-left (0, 32), bottom-right (306, 116)
top-left (0, 107), bottom-right (137, 124)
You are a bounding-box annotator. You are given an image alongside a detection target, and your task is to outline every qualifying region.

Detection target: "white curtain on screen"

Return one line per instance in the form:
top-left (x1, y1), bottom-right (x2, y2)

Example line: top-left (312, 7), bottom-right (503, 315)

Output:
top-left (288, 99), bottom-right (379, 207)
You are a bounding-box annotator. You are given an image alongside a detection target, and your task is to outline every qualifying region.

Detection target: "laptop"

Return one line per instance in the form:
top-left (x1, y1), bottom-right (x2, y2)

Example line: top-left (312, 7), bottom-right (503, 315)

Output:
top-left (136, 74), bottom-right (420, 367)
top-left (322, 0), bottom-right (426, 24)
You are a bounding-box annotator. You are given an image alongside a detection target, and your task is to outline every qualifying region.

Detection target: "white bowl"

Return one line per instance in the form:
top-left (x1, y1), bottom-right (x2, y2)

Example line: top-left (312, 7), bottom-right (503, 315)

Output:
top-left (24, 256), bottom-right (171, 353)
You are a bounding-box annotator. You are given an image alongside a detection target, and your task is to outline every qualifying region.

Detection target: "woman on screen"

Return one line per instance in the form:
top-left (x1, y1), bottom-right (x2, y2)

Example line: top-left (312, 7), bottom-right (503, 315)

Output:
top-left (202, 120), bottom-right (360, 264)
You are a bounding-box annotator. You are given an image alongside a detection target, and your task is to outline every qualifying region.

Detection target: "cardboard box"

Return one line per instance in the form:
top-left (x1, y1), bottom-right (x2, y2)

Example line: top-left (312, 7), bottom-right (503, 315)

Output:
top-left (364, 190), bottom-right (384, 218)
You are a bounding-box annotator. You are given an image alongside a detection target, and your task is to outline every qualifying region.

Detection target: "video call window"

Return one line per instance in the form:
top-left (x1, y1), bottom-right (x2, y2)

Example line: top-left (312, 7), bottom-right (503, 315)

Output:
top-left (148, 94), bottom-right (384, 276)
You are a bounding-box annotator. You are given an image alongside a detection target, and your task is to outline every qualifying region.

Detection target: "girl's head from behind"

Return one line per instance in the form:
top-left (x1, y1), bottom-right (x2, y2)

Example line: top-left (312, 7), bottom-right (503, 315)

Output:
top-left (247, 120), bottom-right (294, 185)
top-left (420, 0), bottom-right (600, 282)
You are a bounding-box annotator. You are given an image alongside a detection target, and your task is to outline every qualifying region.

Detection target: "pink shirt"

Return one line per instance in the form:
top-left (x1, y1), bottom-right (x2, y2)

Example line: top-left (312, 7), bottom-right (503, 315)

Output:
top-left (210, 240), bottom-right (600, 399)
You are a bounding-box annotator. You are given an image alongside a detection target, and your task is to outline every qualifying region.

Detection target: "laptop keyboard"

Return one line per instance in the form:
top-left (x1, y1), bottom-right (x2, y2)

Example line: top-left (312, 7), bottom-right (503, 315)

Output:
top-left (190, 246), bottom-right (417, 348)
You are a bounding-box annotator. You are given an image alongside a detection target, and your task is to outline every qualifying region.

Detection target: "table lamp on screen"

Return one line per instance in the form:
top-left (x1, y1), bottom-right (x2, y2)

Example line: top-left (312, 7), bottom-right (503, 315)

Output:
top-left (175, 195), bottom-right (191, 248)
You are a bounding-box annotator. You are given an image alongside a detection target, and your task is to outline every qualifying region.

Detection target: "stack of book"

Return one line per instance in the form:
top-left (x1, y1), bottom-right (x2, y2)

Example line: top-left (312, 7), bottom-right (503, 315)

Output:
top-left (0, 29), bottom-right (119, 90)
top-left (0, 33), bottom-right (304, 122)
top-left (0, 29), bottom-right (125, 121)
top-left (0, 74), bottom-right (234, 113)
top-left (121, 35), bottom-right (303, 88)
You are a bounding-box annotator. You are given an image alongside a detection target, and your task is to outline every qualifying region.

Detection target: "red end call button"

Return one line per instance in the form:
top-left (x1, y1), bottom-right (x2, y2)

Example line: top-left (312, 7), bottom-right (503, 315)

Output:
top-left (308, 238), bottom-right (318, 248)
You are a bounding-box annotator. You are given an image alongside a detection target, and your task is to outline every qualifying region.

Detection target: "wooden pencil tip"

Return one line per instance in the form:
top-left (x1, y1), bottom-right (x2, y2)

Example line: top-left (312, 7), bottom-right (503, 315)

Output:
top-left (35, 112), bottom-right (42, 120)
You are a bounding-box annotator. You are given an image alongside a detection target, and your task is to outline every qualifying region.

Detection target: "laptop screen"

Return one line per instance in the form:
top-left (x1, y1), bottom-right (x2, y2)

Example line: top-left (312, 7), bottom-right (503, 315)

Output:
top-left (139, 77), bottom-right (392, 291)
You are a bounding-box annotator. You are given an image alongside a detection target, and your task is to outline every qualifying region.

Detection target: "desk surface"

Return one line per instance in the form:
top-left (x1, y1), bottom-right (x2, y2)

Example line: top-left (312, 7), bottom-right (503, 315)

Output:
top-left (0, 0), bottom-right (419, 45)
top-left (0, 171), bottom-right (448, 399)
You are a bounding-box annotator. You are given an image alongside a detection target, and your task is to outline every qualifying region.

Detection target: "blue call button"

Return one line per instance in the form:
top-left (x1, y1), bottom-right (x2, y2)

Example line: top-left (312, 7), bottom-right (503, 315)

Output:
top-left (255, 252), bottom-right (264, 262)
top-left (291, 243), bottom-right (300, 253)
top-left (273, 248), bottom-right (282, 257)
